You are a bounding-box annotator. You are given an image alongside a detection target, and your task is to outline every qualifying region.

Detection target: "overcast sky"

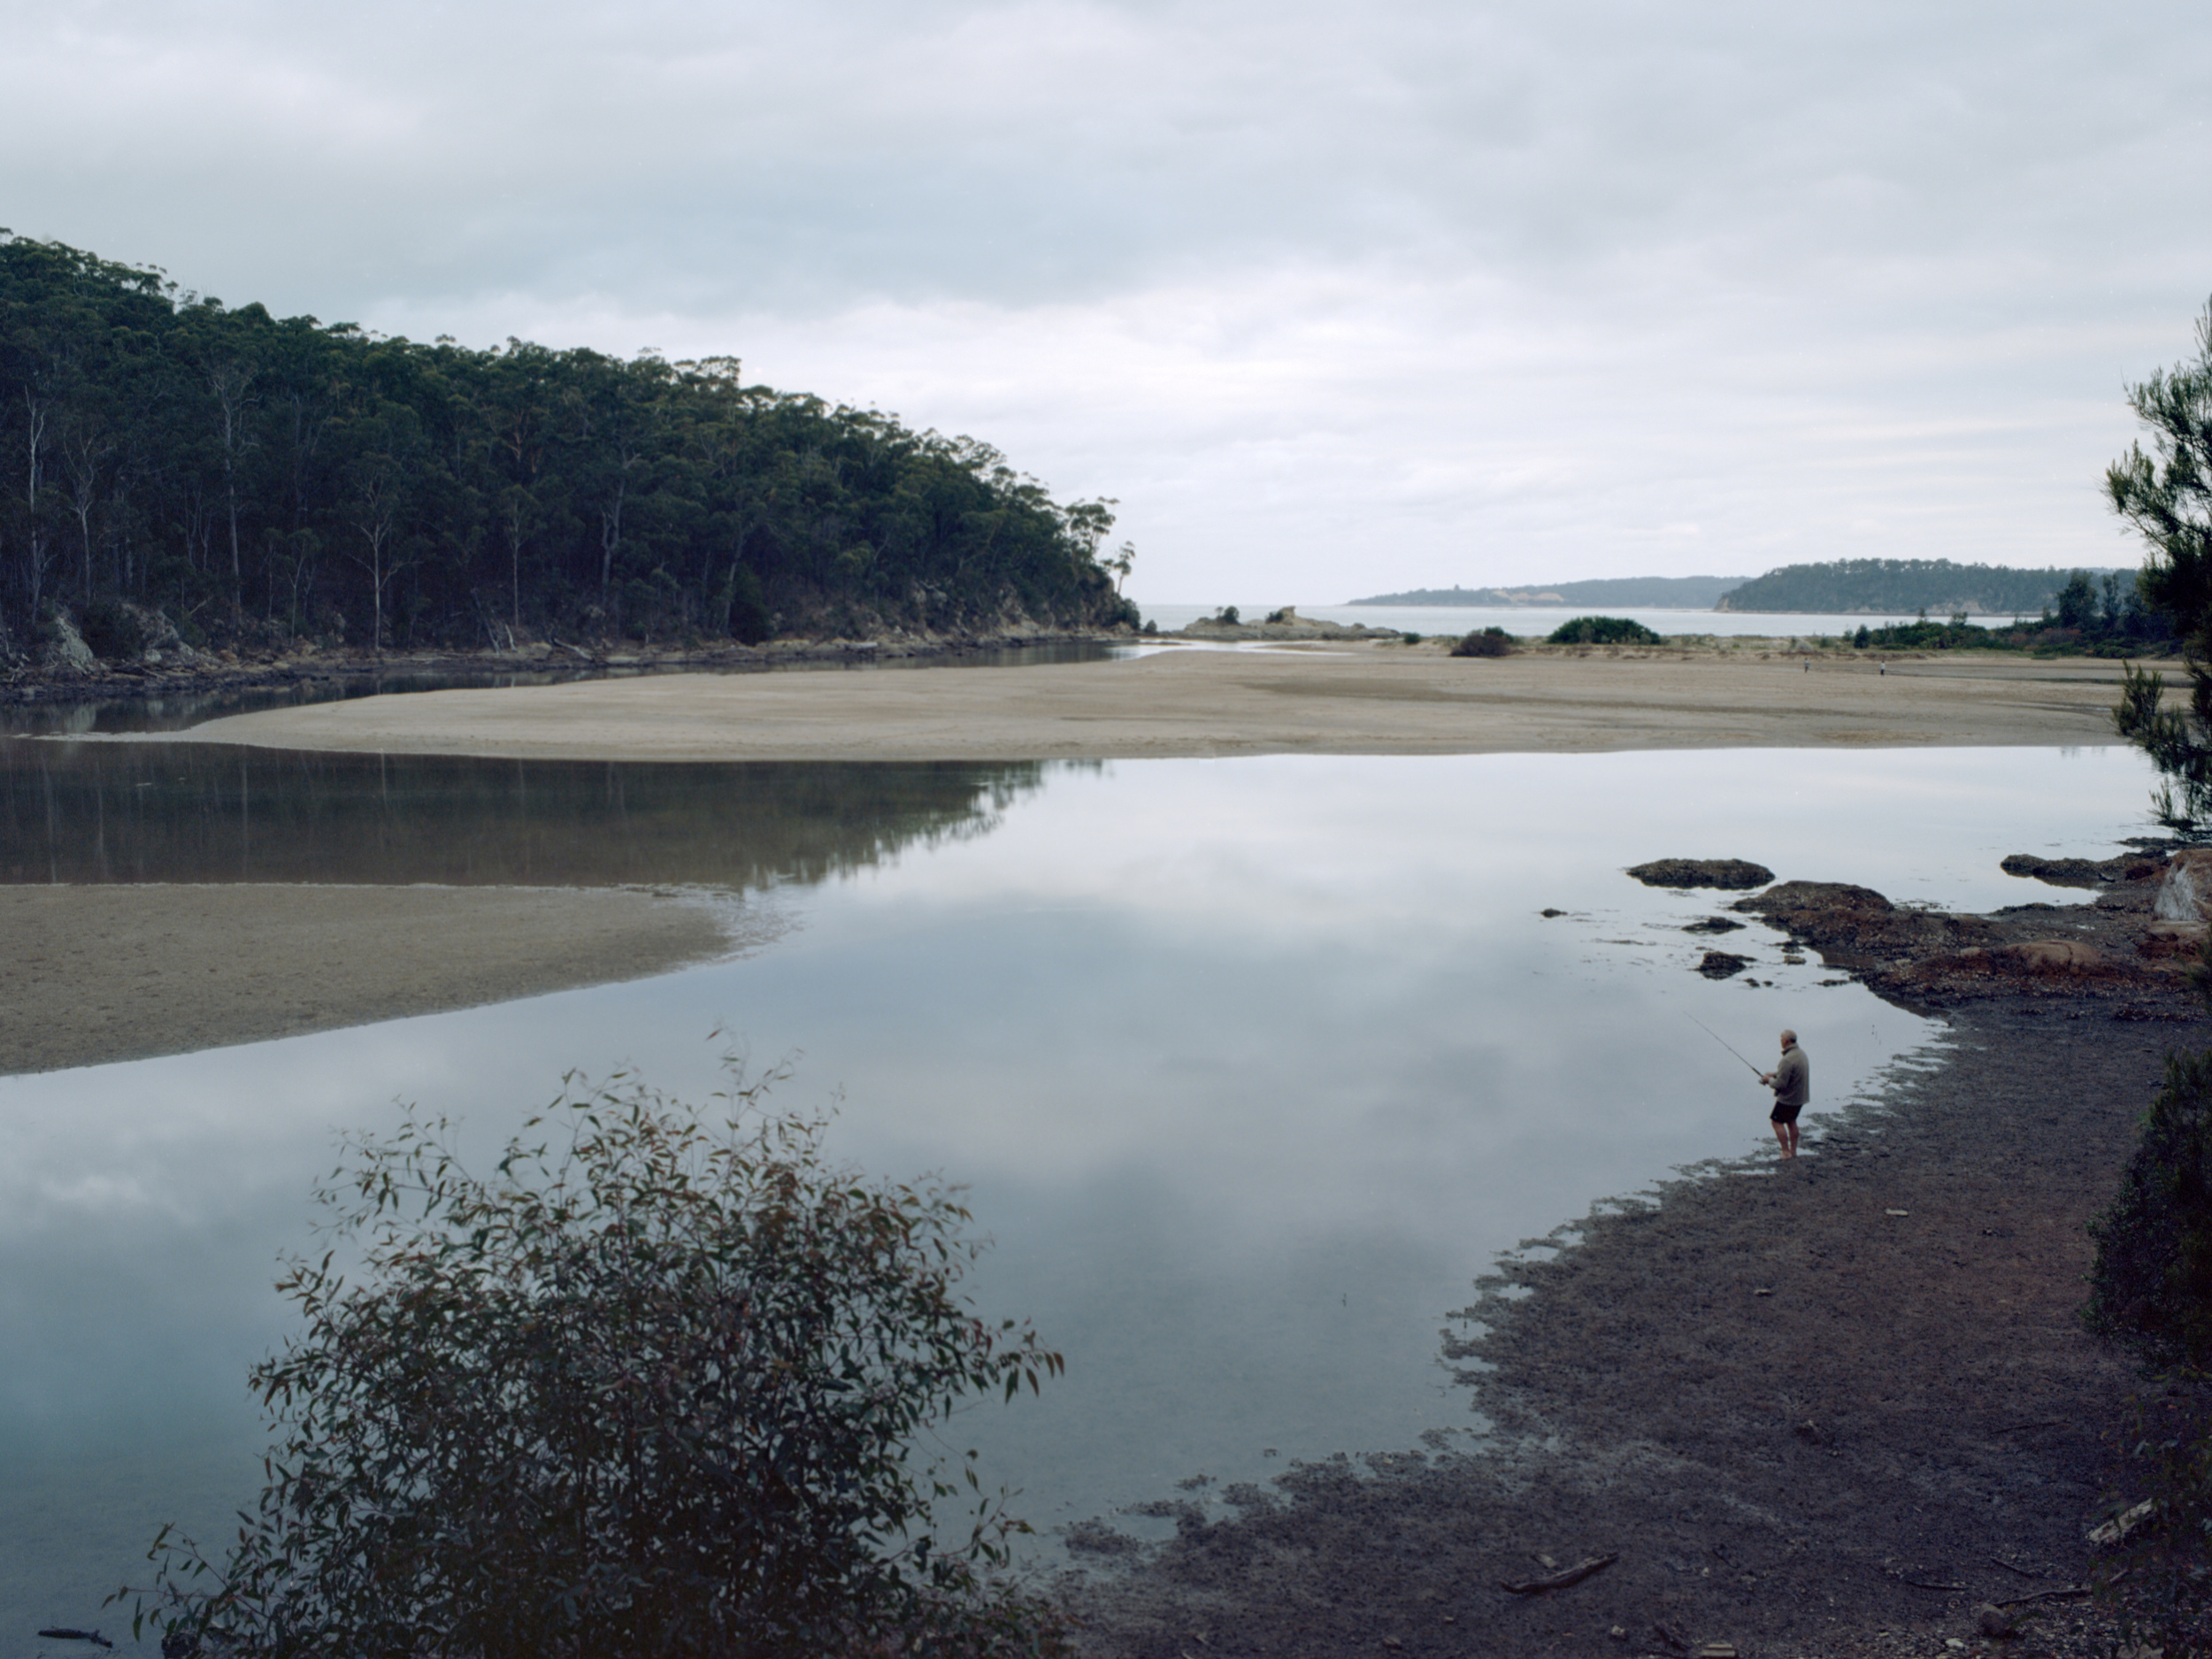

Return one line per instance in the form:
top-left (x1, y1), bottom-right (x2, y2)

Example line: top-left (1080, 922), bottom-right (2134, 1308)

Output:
top-left (7, 0), bottom-right (2211, 607)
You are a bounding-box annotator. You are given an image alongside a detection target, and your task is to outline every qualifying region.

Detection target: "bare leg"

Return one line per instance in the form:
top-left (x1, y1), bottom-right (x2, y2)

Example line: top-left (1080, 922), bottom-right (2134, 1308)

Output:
top-left (1772, 1118), bottom-right (1799, 1158)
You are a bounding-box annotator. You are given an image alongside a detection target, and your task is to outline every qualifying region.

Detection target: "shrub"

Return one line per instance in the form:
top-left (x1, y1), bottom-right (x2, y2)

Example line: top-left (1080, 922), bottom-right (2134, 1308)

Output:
top-left (1450, 626), bottom-right (1514, 657)
top-left (127, 1065), bottom-right (1065, 1659)
top-left (2086, 1043), bottom-right (2212, 1371)
top-left (2092, 1374), bottom-right (2212, 1659)
top-left (1545, 615), bottom-right (1662, 647)
top-left (1212, 605), bottom-right (1240, 626)
top-left (76, 597), bottom-right (145, 660)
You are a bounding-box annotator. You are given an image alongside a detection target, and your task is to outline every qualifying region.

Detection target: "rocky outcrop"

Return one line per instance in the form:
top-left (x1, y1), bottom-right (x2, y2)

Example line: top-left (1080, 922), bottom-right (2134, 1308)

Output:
top-left (1721, 863), bottom-right (2193, 1014)
top-left (1625, 858), bottom-right (1776, 890)
top-left (1694, 949), bottom-right (1748, 979)
top-left (2153, 848), bottom-right (2212, 924)
top-left (2001, 851), bottom-right (2162, 888)
top-left (1735, 879), bottom-right (1893, 914)
top-left (38, 613), bottom-right (96, 673)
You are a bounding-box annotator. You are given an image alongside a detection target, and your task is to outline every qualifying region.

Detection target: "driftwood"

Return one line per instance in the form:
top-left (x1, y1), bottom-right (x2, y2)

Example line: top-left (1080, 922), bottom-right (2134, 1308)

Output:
top-left (1500, 1552), bottom-right (1619, 1594)
top-left (1995, 1584), bottom-right (2095, 1609)
top-left (36, 1632), bottom-right (114, 1648)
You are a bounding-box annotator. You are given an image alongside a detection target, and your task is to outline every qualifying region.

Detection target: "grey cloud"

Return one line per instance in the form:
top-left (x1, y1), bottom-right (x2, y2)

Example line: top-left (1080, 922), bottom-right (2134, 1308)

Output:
top-left (4, 0), bottom-right (2211, 594)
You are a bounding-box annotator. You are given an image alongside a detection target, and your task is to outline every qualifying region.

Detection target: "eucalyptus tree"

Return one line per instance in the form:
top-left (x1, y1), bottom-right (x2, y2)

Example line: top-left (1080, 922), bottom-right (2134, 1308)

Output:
top-left (2109, 298), bottom-right (2212, 826)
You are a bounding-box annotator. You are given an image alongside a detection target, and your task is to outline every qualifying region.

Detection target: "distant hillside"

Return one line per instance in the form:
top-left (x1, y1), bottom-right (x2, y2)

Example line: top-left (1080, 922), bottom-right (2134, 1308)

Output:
top-left (1717, 559), bottom-right (2124, 616)
top-left (1348, 576), bottom-right (1748, 609)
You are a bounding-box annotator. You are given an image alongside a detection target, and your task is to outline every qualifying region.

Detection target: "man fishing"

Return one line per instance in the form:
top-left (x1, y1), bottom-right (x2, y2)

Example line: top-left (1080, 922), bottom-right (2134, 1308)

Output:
top-left (1760, 1029), bottom-right (1809, 1159)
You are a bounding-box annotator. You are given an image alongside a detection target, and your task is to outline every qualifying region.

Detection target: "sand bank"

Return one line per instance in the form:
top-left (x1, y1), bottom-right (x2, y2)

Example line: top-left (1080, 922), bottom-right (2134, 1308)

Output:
top-left (163, 647), bottom-right (2141, 763)
top-left (0, 883), bottom-right (760, 1076)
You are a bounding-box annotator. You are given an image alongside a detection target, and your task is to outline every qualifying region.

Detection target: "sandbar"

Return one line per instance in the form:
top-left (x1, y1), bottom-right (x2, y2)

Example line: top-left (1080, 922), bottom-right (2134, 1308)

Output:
top-left (163, 646), bottom-right (2144, 762)
top-left (0, 883), bottom-right (762, 1076)
top-left (6, 648), bottom-right (2148, 1077)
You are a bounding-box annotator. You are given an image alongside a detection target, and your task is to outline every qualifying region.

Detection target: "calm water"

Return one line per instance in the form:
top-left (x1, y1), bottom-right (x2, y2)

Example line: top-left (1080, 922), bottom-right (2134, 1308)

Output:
top-left (0, 741), bottom-right (2162, 1648)
top-left (0, 639), bottom-right (1118, 740)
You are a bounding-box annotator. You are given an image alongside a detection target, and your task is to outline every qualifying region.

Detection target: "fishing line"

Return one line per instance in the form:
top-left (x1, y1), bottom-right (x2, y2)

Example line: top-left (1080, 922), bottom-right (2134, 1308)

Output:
top-left (1683, 1010), bottom-right (1763, 1077)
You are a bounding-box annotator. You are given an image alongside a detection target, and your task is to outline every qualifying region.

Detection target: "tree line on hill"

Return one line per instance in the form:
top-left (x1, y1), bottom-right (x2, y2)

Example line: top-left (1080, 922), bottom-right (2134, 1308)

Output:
top-left (0, 234), bottom-right (1135, 661)
top-left (1716, 557), bottom-right (2121, 617)
top-left (1348, 576), bottom-right (1744, 609)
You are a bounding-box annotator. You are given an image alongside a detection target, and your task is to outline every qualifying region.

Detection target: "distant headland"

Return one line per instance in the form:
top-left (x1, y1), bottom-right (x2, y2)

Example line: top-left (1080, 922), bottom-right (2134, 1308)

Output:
top-left (1347, 576), bottom-right (1746, 609)
top-left (1351, 558), bottom-right (2126, 616)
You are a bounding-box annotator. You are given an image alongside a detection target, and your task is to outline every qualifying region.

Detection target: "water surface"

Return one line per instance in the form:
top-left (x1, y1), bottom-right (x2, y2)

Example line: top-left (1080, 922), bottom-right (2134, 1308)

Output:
top-left (0, 743), bottom-right (2158, 1648)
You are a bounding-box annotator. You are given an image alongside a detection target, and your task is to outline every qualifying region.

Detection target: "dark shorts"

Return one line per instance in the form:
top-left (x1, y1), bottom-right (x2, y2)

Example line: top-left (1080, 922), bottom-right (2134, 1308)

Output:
top-left (1770, 1101), bottom-right (1803, 1125)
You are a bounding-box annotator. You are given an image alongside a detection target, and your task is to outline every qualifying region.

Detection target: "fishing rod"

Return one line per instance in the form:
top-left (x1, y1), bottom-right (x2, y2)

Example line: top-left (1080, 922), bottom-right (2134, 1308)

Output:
top-left (1683, 1010), bottom-right (1763, 1078)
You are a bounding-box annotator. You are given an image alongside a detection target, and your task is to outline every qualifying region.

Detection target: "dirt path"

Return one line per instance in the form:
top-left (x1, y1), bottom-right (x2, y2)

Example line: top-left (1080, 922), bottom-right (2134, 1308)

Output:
top-left (160, 649), bottom-right (2139, 763)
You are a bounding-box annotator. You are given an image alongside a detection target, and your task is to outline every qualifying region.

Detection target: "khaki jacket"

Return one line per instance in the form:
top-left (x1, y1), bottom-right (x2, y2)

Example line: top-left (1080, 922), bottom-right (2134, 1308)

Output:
top-left (1770, 1045), bottom-right (1809, 1110)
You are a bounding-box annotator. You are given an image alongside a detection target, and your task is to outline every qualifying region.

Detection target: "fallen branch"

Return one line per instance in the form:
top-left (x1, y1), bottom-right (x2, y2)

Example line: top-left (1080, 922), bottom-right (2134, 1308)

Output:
top-left (1897, 1578), bottom-right (1968, 1592)
top-left (1500, 1553), bottom-right (1619, 1594)
top-left (1995, 1585), bottom-right (2094, 1609)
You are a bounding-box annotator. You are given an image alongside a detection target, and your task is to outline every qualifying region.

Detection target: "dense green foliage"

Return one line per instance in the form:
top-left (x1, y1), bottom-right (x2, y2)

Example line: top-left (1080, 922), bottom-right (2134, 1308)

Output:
top-left (1448, 626), bottom-right (1514, 657)
top-left (1545, 615), bottom-right (1662, 646)
top-left (2107, 299), bottom-right (2212, 827)
top-left (1837, 573), bottom-right (2170, 657)
top-left (1348, 576), bottom-right (1744, 608)
top-left (2084, 940), bottom-right (2212, 1654)
top-left (2093, 1375), bottom-right (2212, 1658)
top-left (0, 234), bottom-right (1133, 657)
top-left (129, 1068), bottom-right (1065, 1659)
top-left (2086, 1045), bottom-right (2212, 1370)
top-left (1717, 558), bottom-right (2108, 616)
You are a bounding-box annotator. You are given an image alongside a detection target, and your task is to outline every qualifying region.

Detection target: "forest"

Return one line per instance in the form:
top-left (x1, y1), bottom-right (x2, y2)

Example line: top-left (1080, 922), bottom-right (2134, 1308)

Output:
top-left (0, 234), bottom-right (1137, 660)
top-left (1716, 558), bottom-right (2118, 616)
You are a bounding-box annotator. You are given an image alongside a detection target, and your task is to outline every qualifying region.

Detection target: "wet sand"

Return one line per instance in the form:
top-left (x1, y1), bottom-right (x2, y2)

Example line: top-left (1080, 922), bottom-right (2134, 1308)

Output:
top-left (164, 648), bottom-right (2139, 762)
top-left (0, 883), bottom-right (763, 1075)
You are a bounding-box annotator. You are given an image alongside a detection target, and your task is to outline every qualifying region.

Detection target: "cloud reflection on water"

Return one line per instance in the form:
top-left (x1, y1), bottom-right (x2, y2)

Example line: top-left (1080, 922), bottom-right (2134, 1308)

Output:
top-left (0, 745), bottom-right (2155, 1638)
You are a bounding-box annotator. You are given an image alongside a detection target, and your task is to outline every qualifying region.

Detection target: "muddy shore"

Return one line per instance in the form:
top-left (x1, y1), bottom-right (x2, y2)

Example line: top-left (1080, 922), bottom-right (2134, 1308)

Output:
top-left (1056, 868), bottom-right (2200, 1659)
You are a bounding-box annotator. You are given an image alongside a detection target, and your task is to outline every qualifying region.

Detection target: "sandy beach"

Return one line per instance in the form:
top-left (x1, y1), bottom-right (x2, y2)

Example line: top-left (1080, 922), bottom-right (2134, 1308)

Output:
top-left (164, 646), bottom-right (2141, 763)
top-left (0, 646), bottom-right (2148, 1074)
top-left (0, 883), bottom-right (761, 1075)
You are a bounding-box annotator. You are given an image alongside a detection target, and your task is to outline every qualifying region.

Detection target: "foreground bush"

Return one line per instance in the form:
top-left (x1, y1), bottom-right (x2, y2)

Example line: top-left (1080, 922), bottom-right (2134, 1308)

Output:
top-left (2092, 1374), bottom-right (2212, 1659)
top-left (1449, 626), bottom-right (1514, 657)
top-left (2084, 940), bottom-right (2212, 1654)
top-left (127, 1066), bottom-right (1065, 1659)
top-left (1545, 615), bottom-right (1661, 646)
top-left (2086, 1045), bottom-right (2212, 1371)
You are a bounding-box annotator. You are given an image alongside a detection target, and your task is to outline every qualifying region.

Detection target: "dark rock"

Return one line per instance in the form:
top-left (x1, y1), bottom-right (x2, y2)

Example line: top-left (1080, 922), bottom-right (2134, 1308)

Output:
top-left (1063, 1518), bottom-right (1145, 1556)
top-left (1540, 908), bottom-right (1566, 918)
top-left (1696, 950), bottom-right (1749, 979)
top-left (1627, 858), bottom-right (1775, 889)
top-left (1732, 880), bottom-right (1893, 917)
top-left (1683, 917), bottom-right (1745, 935)
top-left (2000, 852), bottom-right (2130, 887)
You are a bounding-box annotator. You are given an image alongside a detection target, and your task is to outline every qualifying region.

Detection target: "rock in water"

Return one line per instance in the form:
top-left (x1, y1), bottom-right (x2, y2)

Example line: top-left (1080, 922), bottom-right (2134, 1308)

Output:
top-left (1695, 950), bottom-right (1749, 979)
top-left (1626, 858), bottom-right (1776, 889)
top-left (1683, 916), bottom-right (1746, 935)
top-left (1732, 880), bottom-right (1893, 917)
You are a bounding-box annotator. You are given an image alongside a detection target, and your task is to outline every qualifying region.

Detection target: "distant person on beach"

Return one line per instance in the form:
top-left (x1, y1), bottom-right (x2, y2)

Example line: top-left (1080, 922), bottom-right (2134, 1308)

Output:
top-left (1761, 1030), bottom-right (1809, 1158)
